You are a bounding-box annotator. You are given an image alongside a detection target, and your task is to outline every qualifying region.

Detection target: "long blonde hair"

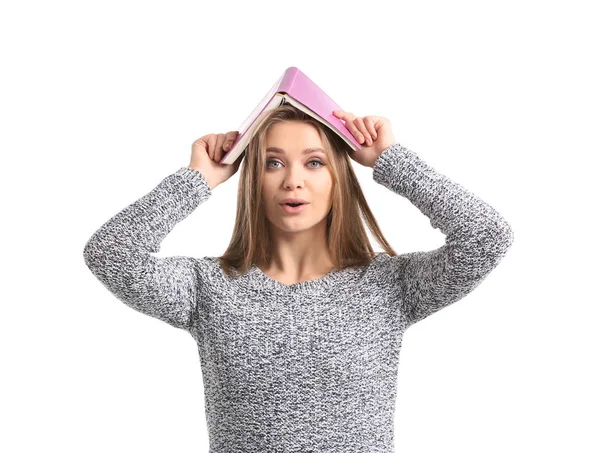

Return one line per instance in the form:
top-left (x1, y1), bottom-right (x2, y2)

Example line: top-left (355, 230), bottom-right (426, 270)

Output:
top-left (217, 103), bottom-right (397, 278)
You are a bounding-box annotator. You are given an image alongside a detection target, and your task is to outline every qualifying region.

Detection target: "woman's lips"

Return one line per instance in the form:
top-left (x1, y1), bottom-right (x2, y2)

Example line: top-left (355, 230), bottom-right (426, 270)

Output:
top-left (280, 203), bottom-right (308, 214)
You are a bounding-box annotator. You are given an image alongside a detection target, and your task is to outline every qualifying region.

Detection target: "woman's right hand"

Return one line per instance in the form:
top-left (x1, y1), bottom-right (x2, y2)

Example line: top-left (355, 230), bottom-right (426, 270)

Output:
top-left (189, 131), bottom-right (243, 190)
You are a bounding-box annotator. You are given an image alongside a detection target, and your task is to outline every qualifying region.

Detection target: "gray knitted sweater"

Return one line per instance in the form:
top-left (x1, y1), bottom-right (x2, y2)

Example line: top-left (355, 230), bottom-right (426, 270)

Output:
top-left (83, 142), bottom-right (514, 452)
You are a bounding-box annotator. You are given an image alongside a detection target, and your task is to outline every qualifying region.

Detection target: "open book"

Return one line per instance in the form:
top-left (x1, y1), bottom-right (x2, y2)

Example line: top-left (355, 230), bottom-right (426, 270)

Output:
top-left (219, 66), bottom-right (363, 165)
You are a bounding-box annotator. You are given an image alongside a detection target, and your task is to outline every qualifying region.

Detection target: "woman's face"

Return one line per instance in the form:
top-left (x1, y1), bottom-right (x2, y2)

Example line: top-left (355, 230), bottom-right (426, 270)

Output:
top-left (261, 121), bottom-right (334, 234)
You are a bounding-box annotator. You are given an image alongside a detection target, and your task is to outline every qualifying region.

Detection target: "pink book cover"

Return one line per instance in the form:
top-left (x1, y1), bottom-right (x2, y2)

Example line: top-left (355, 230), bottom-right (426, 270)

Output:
top-left (219, 66), bottom-right (362, 165)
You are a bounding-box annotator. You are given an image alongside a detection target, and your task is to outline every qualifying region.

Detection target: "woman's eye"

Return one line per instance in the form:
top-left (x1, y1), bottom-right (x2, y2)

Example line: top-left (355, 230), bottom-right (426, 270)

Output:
top-left (307, 160), bottom-right (325, 168)
top-left (266, 160), bottom-right (325, 169)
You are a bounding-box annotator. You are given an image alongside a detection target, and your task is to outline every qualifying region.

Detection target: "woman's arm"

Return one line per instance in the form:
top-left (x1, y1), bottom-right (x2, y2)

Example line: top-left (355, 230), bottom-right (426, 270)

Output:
top-left (83, 167), bottom-right (212, 332)
top-left (373, 143), bottom-right (514, 328)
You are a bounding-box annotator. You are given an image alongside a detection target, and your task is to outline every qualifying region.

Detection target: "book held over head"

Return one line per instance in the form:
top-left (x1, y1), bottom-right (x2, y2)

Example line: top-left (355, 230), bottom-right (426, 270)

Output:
top-left (219, 66), bottom-right (363, 165)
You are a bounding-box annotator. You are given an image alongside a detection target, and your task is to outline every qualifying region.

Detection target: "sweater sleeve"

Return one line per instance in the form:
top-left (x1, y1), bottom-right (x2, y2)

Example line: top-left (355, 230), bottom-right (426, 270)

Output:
top-left (372, 143), bottom-right (514, 329)
top-left (83, 166), bottom-right (212, 332)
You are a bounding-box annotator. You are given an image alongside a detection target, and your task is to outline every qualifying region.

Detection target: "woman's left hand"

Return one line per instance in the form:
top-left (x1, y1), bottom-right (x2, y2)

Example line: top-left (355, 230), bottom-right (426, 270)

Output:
top-left (333, 110), bottom-right (396, 168)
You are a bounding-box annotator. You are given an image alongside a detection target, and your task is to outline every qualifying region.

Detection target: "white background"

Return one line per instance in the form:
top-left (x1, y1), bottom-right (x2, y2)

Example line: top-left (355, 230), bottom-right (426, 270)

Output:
top-left (2, 0), bottom-right (598, 452)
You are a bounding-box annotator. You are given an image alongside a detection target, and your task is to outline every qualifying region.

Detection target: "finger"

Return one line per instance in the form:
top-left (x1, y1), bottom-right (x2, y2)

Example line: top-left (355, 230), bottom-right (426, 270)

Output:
top-left (192, 138), bottom-right (205, 149)
top-left (214, 134), bottom-right (228, 163)
top-left (334, 110), bottom-right (364, 141)
top-left (353, 117), bottom-right (371, 145)
top-left (222, 130), bottom-right (239, 152)
top-left (206, 135), bottom-right (218, 161)
top-left (364, 117), bottom-right (378, 140)
top-left (333, 110), bottom-right (354, 122)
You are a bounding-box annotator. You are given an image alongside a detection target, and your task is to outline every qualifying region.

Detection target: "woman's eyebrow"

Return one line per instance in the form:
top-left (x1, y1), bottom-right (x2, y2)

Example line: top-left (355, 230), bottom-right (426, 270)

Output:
top-left (266, 147), bottom-right (326, 155)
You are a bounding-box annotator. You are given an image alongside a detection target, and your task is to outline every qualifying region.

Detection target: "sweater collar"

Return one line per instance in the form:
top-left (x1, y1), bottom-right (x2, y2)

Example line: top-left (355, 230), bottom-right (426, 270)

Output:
top-left (242, 262), bottom-right (361, 294)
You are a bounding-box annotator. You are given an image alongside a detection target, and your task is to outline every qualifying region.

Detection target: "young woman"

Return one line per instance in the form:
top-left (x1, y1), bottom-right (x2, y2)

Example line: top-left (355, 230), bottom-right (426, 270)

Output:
top-left (83, 104), bottom-right (513, 452)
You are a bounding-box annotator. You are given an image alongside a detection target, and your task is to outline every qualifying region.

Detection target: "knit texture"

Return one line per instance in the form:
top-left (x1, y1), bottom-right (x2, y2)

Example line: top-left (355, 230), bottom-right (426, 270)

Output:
top-left (83, 142), bottom-right (514, 452)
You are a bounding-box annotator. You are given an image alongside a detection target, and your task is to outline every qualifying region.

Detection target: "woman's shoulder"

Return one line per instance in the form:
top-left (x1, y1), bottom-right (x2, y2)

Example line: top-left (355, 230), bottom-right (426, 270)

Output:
top-left (196, 256), bottom-right (249, 282)
top-left (367, 251), bottom-right (394, 267)
top-left (191, 256), bottom-right (228, 282)
top-left (362, 252), bottom-right (404, 280)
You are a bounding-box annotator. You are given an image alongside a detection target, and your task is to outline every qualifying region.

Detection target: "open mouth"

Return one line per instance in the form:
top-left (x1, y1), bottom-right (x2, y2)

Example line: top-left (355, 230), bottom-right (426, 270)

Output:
top-left (281, 203), bottom-right (308, 213)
